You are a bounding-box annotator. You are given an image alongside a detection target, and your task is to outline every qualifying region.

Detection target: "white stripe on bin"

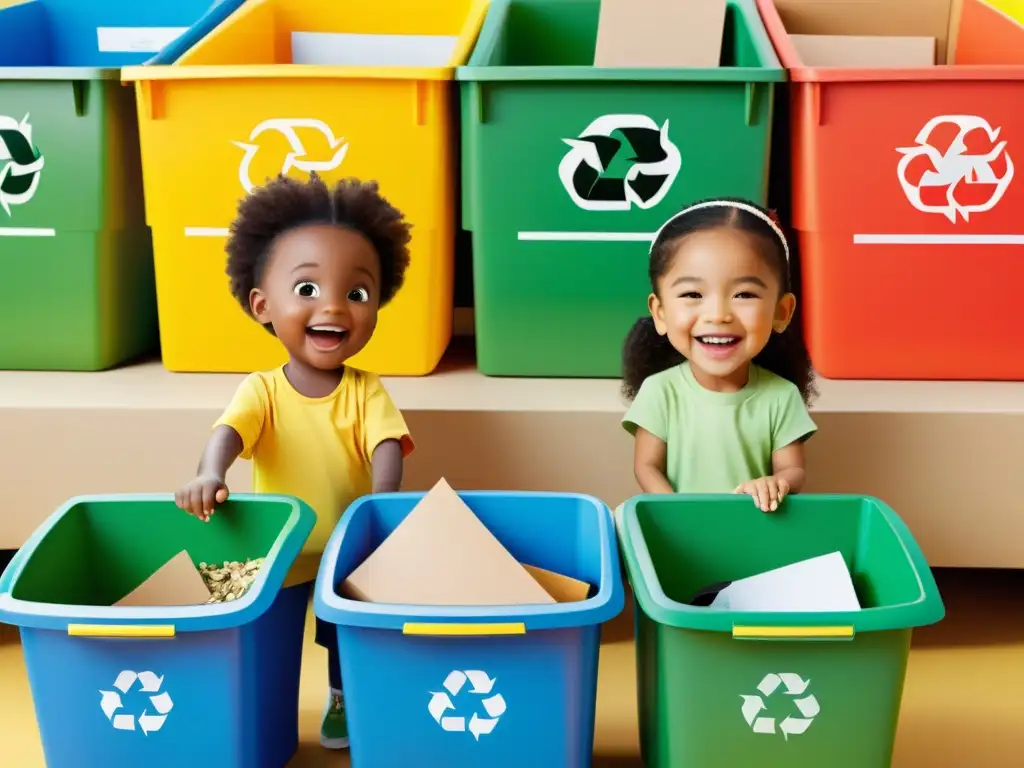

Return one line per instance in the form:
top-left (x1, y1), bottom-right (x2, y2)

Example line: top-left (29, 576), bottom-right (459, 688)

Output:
top-left (184, 227), bottom-right (230, 237)
top-left (854, 233), bottom-right (1024, 245)
top-left (0, 227), bottom-right (55, 237)
top-left (518, 231), bottom-right (655, 242)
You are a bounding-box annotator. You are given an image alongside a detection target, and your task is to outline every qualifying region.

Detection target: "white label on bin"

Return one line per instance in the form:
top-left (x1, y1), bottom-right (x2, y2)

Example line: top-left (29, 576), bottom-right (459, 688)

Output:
top-left (0, 113), bottom-right (44, 217)
top-left (99, 669), bottom-right (174, 735)
top-left (428, 669), bottom-right (506, 741)
top-left (896, 114), bottom-right (1014, 224)
top-left (557, 113), bottom-right (681, 213)
top-left (291, 31), bottom-right (457, 67)
top-left (740, 673), bottom-right (819, 741)
top-left (233, 118), bottom-right (348, 194)
top-left (96, 27), bottom-right (187, 54)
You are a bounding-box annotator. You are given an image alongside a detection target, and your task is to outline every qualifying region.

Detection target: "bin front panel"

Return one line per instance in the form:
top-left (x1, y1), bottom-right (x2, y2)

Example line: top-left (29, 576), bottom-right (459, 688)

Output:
top-left (23, 627), bottom-right (245, 765)
top-left (639, 620), bottom-right (912, 768)
top-left (137, 78), bottom-right (454, 375)
top-left (791, 79), bottom-right (1024, 379)
top-left (463, 80), bottom-right (773, 377)
top-left (336, 625), bottom-right (600, 768)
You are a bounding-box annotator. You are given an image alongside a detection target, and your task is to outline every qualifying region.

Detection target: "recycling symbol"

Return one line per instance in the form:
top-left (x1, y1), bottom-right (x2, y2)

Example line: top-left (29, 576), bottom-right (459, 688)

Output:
top-left (558, 113), bottom-right (681, 212)
top-left (896, 114), bottom-right (1014, 223)
top-left (0, 114), bottom-right (44, 216)
top-left (234, 117), bottom-right (348, 194)
top-left (740, 672), bottom-right (819, 740)
top-left (99, 670), bottom-right (173, 735)
top-left (428, 669), bottom-right (506, 741)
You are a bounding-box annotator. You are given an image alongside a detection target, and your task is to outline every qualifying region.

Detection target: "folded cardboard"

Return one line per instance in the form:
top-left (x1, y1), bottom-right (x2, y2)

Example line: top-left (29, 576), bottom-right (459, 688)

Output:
top-left (342, 478), bottom-right (590, 606)
top-left (115, 550), bottom-right (212, 607)
top-left (595, 0), bottom-right (726, 68)
top-left (791, 33), bottom-right (936, 66)
top-left (700, 551), bottom-right (862, 613)
top-left (954, 0), bottom-right (1024, 65)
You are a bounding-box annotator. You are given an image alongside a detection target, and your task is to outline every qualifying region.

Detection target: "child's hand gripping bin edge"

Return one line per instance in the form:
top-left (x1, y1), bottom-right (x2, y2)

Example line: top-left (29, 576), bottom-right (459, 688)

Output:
top-left (174, 427), bottom-right (406, 522)
top-left (175, 424), bottom-right (244, 521)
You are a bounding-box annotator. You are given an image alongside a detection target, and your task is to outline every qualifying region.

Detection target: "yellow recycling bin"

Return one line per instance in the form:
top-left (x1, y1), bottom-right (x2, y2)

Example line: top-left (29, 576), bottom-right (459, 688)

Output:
top-left (122, 0), bottom-right (488, 375)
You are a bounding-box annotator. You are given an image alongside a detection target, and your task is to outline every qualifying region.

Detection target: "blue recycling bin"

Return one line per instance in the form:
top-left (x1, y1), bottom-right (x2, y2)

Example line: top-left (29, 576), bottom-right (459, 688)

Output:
top-left (314, 490), bottom-right (625, 768)
top-left (0, 494), bottom-right (315, 768)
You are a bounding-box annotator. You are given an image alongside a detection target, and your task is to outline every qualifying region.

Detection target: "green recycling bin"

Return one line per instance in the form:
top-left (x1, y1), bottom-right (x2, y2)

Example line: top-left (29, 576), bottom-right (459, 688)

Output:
top-left (456, 0), bottom-right (783, 377)
top-left (0, 0), bottom-right (229, 370)
top-left (619, 494), bottom-right (945, 768)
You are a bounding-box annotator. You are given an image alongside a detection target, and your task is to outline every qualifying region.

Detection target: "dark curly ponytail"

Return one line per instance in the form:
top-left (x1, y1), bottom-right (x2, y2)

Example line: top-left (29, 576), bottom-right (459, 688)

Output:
top-left (621, 197), bottom-right (817, 405)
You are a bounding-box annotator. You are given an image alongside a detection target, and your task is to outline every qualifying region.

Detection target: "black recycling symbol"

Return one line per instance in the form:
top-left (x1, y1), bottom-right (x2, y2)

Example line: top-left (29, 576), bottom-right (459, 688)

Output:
top-left (558, 114), bottom-right (681, 212)
top-left (0, 114), bottom-right (45, 215)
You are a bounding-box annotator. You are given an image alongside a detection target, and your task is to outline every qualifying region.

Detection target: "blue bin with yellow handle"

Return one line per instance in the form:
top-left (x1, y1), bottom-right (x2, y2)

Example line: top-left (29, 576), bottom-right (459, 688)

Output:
top-left (314, 490), bottom-right (625, 767)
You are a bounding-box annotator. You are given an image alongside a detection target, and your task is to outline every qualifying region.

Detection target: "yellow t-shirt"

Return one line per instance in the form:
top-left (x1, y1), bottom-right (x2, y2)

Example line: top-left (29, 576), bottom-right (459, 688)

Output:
top-left (214, 366), bottom-right (414, 571)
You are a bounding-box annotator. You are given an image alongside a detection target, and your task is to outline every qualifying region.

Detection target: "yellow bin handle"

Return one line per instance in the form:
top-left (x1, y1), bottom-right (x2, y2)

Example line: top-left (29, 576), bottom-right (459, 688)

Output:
top-left (68, 624), bottom-right (176, 639)
top-left (403, 622), bottom-right (526, 637)
top-left (732, 625), bottom-right (855, 641)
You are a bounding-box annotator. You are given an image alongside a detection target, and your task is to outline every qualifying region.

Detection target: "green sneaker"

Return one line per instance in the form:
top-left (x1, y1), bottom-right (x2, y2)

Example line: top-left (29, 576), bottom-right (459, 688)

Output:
top-left (320, 690), bottom-right (349, 750)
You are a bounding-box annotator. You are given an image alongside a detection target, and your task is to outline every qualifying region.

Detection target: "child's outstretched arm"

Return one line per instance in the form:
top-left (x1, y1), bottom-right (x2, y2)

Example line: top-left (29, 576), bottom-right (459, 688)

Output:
top-left (176, 425), bottom-right (243, 522)
top-left (371, 438), bottom-right (404, 493)
top-left (633, 427), bottom-right (675, 494)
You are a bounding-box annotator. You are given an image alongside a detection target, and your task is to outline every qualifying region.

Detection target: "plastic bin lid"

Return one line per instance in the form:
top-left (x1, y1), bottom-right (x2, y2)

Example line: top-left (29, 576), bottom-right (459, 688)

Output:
top-left (620, 493), bottom-right (946, 635)
top-left (314, 490), bottom-right (625, 633)
top-left (0, 493), bottom-right (315, 633)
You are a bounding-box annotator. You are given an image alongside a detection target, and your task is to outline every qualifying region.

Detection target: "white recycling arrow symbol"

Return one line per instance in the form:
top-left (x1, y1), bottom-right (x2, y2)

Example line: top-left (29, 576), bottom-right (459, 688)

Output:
top-left (428, 669), bottom-right (506, 741)
top-left (741, 673), bottom-right (820, 740)
top-left (99, 669), bottom-right (174, 735)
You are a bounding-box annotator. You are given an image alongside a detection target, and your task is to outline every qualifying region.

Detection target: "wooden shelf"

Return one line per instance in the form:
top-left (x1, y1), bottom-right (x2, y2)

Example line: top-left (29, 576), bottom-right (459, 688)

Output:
top-left (2, 350), bottom-right (1023, 568)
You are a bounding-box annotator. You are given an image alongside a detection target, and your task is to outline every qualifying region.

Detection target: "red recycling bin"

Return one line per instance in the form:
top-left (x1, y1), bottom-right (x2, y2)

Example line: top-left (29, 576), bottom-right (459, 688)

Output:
top-left (759, 0), bottom-right (1024, 380)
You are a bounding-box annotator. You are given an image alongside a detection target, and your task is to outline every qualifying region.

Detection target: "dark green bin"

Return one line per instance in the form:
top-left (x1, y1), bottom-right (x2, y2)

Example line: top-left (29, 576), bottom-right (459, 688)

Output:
top-left (457, 0), bottom-right (784, 377)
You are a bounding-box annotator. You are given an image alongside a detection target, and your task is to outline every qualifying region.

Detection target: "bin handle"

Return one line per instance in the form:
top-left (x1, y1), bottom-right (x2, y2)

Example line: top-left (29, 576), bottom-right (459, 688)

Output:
top-left (402, 622), bottom-right (525, 637)
top-left (68, 624), bottom-right (175, 639)
top-left (732, 625), bottom-right (854, 641)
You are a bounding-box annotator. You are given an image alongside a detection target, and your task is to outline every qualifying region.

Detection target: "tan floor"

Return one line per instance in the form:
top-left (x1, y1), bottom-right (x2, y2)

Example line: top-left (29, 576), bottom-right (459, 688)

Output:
top-left (0, 569), bottom-right (1020, 766)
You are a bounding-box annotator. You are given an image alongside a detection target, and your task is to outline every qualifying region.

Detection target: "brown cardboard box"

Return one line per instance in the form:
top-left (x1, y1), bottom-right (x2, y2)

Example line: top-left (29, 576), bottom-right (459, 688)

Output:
top-left (791, 33), bottom-right (935, 66)
top-left (115, 550), bottom-right (212, 607)
top-left (342, 478), bottom-right (591, 606)
top-left (594, 0), bottom-right (726, 68)
top-left (773, 0), bottom-right (957, 64)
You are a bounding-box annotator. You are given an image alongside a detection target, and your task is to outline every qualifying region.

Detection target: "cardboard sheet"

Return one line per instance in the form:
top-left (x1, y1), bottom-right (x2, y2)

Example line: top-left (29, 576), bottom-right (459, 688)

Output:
top-left (115, 550), bottom-right (211, 607)
top-left (594, 0), bottom-right (726, 68)
top-left (342, 479), bottom-right (557, 606)
top-left (791, 33), bottom-right (935, 66)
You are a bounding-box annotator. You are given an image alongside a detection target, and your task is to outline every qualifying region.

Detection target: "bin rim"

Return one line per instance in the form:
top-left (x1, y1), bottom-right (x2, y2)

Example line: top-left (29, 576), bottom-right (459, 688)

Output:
top-left (0, 66), bottom-right (116, 81)
top-left (756, 0), bottom-right (1024, 83)
top-left (124, 0), bottom-right (491, 85)
top-left (313, 489), bottom-right (625, 632)
top-left (0, 492), bottom-right (316, 633)
top-left (121, 64), bottom-right (463, 84)
top-left (620, 493), bottom-right (946, 635)
top-left (456, 0), bottom-right (784, 83)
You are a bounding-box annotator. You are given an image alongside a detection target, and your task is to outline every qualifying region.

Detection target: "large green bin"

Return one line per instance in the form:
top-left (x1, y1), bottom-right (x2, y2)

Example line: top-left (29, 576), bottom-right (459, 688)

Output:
top-left (456, 0), bottom-right (784, 377)
top-left (0, 0), bottom-right (228, 370)
top-left (619, 494), bottom-right (945, 768)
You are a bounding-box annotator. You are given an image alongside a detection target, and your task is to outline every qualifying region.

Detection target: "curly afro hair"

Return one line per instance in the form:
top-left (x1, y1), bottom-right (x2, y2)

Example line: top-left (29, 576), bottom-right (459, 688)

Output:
top-left (225, 173), bottom-right (412, 333)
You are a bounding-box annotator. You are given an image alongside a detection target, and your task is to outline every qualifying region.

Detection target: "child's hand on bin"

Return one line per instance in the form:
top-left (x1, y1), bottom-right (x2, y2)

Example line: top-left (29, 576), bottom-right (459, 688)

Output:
top-left (175, 474), bottom-right (229, 522)
top-left (733, 475), bottom-right (789, 513)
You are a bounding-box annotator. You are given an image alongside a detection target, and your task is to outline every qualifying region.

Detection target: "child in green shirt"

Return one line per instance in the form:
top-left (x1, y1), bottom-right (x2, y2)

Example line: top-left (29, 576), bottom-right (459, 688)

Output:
top-left (621, 198), bottom-right (818, 512)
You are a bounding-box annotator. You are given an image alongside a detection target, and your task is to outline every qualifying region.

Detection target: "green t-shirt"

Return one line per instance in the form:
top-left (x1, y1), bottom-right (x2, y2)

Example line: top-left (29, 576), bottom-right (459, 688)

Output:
top-left (622, 362), bottom-right (818, 493)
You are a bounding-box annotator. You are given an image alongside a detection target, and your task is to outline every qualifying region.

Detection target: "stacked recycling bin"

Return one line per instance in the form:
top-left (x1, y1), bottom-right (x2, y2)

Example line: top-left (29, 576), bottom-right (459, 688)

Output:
top-left (0, 494), bottom-right (315, 767)
top-left (757, 0), bottom-right (1024, 380)
top-left (0, 0), bottom-right (246, 371)
top-left (122, 0), bottom-right (489, 376)
top-left (457, 0), bottom-right (784, 377)
top-left (618, 493), bottom-right (945, 768)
